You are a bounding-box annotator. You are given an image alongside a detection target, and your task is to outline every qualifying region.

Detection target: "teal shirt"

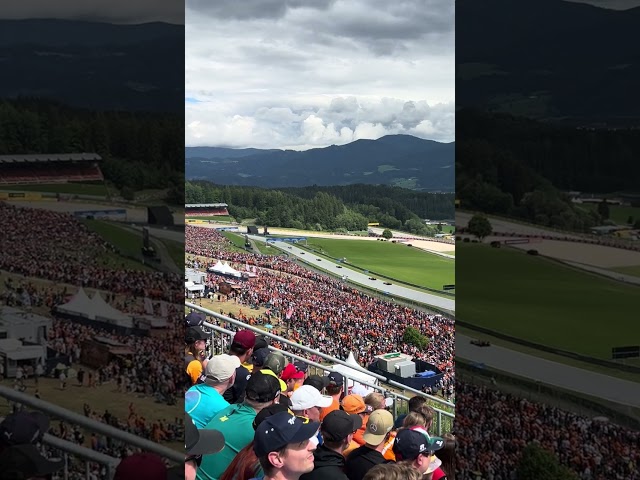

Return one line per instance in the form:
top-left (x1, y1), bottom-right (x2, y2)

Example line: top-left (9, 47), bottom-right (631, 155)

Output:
top-left (185, 384), bottom-right (229, 428)
top-left (196, 403), bottom-right (258, 480)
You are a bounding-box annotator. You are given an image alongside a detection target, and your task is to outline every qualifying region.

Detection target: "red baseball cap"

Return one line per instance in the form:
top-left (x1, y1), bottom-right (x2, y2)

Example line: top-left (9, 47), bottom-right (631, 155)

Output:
top-left (233, 329), bottom-right (256, 349)
top-left (114, 453), bottom-right (167, 480)
top-left (281, 363), bottom-right (305, 381)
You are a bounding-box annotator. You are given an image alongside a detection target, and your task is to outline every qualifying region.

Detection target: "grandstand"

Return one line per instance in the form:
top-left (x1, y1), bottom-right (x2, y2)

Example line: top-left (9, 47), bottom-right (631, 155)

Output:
top-left (185, 203), bottom-right (229, 216)
top-left (0, 153), bottom-right (103, 184)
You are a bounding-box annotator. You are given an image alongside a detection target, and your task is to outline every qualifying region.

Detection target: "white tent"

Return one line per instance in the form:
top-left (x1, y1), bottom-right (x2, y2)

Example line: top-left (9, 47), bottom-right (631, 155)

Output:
top-left (332, 351), bottom-right (379, 391)
top-left (90, 292), bottom-right (133, 327)
top-left (55, 287), bottom-right (95, 319)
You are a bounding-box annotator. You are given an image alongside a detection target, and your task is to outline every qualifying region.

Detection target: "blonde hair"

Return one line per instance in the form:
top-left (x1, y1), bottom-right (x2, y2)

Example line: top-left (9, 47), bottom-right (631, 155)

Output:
top-left (364, 392), bottom-right (386, 411)
top-left (402, 411), bottom-right (428, 428)
top-left (362, 463), bottom-right (422, 480)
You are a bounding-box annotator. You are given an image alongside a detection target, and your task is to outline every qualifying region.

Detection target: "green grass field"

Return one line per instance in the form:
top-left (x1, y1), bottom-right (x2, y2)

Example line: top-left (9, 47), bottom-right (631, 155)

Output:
top-left (186, 215), bottom-right (234, 222)
top-left (303, 238), bottom-right (454, 290)
top-left (579, 203), bottom-right (640, 225)
top-left (161, 239), bottom-right (186, 269)
top-left (609, 265), bottom-right (640, 278)
top-left (0, 182), bottom-right (109, 196)
top-left (458, 244), bottom-right (638, 359)
top-left (80, 220), bottom-right (154, 271)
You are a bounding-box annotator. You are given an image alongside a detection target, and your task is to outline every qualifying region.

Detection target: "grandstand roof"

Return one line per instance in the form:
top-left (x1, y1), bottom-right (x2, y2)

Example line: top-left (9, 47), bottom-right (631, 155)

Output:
top-left (0, 153), bottom-right (101, 164)
top-left (185, 203), bottom-right (228, 208)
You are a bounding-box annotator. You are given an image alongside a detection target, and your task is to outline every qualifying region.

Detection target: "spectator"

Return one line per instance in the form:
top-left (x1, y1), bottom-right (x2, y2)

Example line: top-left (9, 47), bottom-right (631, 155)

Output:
top-left (290, 386), bottom-right (333, 423)
top-left (186, 326), bottom-right (209, 386)
top-left (344, 410), bottom-right (394, 480)
top-left (281, 364), bottom-right (306, 396)
top-left (184, 413), bottom-right (225, 480)
top-left (303, 375), bottom-right (329, 394)
top-left (0, 411), bottom-right (50, 451)
top-left (251, 412), bottom-right (320, 480)
top-left (319, 372), bottom-right (344, 421)
top-left (301, 410), bottom-right (363, 480)
top-left (224, 329), bottom-right (256, 404)
top-left (433, 433), bottom-right (455, 480)
top-left (198, 372), bottom-right (281, 479)
top-left (186, 354), bottom-right (240, 428)
top-left (393, 396), bottom-right (427, 429)
top-left (219, 403), bottom-right (292, 480)
top-left (340, 395), bottom-right (370, 456)
top-left (392, 427), bottom-right (444, 478)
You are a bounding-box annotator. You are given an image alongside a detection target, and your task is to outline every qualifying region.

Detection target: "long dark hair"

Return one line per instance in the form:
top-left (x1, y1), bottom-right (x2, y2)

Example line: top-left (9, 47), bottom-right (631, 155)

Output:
top-left (435, 433), bottom-right (456, 480)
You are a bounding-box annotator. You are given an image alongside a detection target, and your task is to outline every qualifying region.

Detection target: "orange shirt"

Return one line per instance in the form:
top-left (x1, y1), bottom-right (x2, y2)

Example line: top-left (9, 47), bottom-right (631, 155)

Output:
top-left (319, 397), bottom-right (340, 421)
top-left (381, 431), bottom-right (397, 462)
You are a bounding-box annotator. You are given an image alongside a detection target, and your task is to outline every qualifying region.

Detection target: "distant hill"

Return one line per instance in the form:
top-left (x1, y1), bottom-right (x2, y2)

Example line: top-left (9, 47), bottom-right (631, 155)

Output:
top-left (456, 0), bottom-right (640, 126)
top-left (0, 19), bottom-right (183, 112)
top-left (185, 135), bottom-right (454, 191)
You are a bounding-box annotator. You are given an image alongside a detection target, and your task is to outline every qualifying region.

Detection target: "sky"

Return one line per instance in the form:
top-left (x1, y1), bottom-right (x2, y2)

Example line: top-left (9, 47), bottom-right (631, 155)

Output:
top-left (185, 0), bottom-right (455, 150)
top-left (0, 0), bottom-right (183, 24)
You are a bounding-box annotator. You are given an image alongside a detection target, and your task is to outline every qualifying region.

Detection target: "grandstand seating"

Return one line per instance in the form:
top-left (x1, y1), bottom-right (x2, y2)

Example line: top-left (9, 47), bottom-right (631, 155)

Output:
top-left (0, 158), bottom-right (103, 185)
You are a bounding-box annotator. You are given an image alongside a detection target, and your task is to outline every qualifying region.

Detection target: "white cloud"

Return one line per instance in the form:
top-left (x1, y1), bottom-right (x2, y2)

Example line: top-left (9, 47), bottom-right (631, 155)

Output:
top-left (186, 0), bottom-right (454, 149)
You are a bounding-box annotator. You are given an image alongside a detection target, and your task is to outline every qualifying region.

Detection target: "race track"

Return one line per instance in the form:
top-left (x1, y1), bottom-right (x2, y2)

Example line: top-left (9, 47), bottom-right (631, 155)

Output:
top-left (457, 333), bottom-right (640, 408)
top-left (248, 235), bottom-right (455, 313)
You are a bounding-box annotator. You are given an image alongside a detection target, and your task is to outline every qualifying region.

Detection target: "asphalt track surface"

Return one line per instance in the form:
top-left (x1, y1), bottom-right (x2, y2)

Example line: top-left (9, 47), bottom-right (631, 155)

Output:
top-left (457, 333), bottom-right (640, 408)
top-left (247, 234), bottom-right (455, 313)
top-left (456, 212), bottom-right (582, 239)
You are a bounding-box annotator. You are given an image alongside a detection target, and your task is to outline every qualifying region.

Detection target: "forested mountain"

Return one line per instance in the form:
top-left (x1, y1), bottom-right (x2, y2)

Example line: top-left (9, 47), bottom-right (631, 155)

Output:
top-left (186, 135), bottom-right (454, 192)
top-left (0, 19), bottom-right (183, 112)
top-left (186, 181), bottom-right (454, 234)
top-left (456, 0), bottom-right (640, 125)
top-left (0, 98), bottom-right (183, 203)
top-left (455, 109), bottom-right (637, 231)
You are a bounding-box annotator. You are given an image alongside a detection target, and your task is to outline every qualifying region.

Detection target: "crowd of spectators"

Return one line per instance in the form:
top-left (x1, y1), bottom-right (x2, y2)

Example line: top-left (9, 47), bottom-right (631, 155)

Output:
top-left (186, 225), bottom-right (454, 397)
top-left (0, 202), bottom-right (182, 302)
top-left (455, 381), bottom-right (639, 480)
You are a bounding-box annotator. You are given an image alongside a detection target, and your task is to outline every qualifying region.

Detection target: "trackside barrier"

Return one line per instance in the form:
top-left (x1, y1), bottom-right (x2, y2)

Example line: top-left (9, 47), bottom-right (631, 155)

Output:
top-left (0, 386), bottom-right (184, 477)
top-left (186, 303), bottom-right (455, 433)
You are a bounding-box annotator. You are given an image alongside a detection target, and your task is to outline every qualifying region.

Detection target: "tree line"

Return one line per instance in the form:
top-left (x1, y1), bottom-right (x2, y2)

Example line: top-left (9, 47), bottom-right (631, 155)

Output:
top-left (455, 109), bottom-right (627, 232)
top-left (0, 98), bottom-right (184, 204)
top-left (186, 181), bottom-right (454, 235)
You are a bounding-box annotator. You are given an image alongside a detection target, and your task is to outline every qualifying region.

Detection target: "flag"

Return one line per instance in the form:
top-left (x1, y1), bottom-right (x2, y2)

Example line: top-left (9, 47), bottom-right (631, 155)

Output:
top-left (286, 307), bottom-right (294, 320)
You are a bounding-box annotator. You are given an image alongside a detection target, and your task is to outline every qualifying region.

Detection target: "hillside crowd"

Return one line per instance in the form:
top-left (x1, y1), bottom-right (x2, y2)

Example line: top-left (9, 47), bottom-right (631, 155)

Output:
top-left (185, 225), bottom-right (454, 398)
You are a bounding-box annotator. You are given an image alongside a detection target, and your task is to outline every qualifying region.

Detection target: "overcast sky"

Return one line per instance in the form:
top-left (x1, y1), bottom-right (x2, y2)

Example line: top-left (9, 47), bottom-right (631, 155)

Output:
top-left (185, 0), bottom-right (455, 150)
top-left (0, 0), bottom-right (183, 24)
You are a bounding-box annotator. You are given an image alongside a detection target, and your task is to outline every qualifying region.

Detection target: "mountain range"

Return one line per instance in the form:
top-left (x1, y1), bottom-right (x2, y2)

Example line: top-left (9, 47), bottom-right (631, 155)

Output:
top-left (0, 19), bottom-right (183, 112)
top-left (185, 135), bottom-right (454, 191)
top-left (456, 0), bottom-right (640, 126)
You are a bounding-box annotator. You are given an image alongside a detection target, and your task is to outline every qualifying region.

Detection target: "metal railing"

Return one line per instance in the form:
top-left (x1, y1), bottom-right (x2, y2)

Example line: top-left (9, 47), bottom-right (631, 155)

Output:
top-left (186, 302), bottom-right (455, 434)
top-left (0, 386), bottom-right (183, 480)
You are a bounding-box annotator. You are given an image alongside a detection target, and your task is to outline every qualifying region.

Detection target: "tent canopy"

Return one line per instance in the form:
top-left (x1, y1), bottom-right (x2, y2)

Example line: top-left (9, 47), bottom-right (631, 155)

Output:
top-left (332, 351), bottom-right (378, 388)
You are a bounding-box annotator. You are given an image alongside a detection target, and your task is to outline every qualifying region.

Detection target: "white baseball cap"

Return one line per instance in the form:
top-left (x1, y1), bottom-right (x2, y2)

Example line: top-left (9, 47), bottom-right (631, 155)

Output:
top-left (290, 385), bottom-right (333, 411)
top-left (204, 354), bottom-right (241, 382)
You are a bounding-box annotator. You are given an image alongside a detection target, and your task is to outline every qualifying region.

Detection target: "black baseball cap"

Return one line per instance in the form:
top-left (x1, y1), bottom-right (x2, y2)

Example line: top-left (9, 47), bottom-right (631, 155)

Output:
top-left (185, 413), bottom-right (225, 456)
top-left (0, 444), bottom-right (63, 480)
top-left (321, 410), bottom-right (363, 442)
top-left (304, 374), bottom-right (330, 392)
top-left (251, 348), bottom-right (270, 367)
top-left (245, 371), bottom-right (281, 403)
top-left (253, 412), bottom-right (320, 457)
top-left (185, 311), bottom-right (205, 327)
top-left (0, 411), bottom-right (50, 446)
top-left (293, 360), bottom-right (308, 373)
top-left (185, 326), bottom-right (208, 343)
top-left (252, 403), bottom-right (292, 430)
top-left (393, 427), bottom-right (444, 461)
top-left (327, 371), bottom-right (344, 387)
